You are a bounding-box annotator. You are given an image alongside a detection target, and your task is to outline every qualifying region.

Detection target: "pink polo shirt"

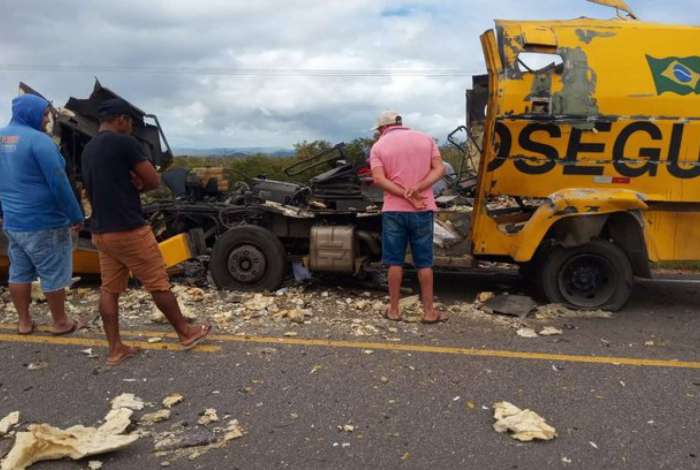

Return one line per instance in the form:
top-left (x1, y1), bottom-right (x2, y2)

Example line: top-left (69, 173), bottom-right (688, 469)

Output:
top-left (369, 126), bottom-right (440, 212)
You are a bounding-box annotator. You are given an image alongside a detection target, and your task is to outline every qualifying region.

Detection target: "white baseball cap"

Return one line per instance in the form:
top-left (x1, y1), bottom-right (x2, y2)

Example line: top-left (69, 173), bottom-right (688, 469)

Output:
top-left (373, 111), bottom-right (402, 130)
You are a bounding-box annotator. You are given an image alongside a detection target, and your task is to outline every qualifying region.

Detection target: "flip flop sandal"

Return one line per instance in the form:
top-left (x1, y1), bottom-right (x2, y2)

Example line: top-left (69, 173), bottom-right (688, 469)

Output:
top-left (383, 307), bottom-right (402, 322)
top-left (17, 321), bottom-right (36, 335)
top-left (420, 313), bottom-right (449, 324)
top-left (106, 347), bottom-right (142, 367)
top-left (181, 324), bottom-right (213, 351)
top-left (51, 318), bottom-right (87, 336)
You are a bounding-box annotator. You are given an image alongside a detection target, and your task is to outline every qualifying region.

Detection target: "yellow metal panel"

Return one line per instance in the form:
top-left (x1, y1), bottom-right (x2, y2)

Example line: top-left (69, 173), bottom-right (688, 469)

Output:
top-left (158, 233), bottom-right (193, 269)
top-left (520, 25), bottom-right (557, 47)
top-left (0, 233), bottom-right (194, 277)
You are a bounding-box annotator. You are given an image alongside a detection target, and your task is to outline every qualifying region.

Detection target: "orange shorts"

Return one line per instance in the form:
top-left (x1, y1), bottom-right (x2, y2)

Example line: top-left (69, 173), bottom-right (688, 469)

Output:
top-left (92, 225), bottom-right (171, 294)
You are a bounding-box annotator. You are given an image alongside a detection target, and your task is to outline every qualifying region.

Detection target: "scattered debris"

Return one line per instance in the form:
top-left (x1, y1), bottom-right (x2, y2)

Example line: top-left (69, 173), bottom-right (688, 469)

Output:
top-left (80, 348), bottom-right (98, 359)
top-left (154, 428), bottom-right (217, 452)
top-left (162, 394), bottom-right (184, 409)
top-left (110, 393), bottom-right (145, 411)
top-left (30, 282), bottom-right (45, 303)
top-left (139, 410), bottom-right (171, 426)
top-left (476, 292), bottom-right (495, 303)
top-left (1, 408), bottom-right (138, 470)
top-left (539, 327), bottom-right (563, 336)
top-left (197, 409), bottom-right (220, 426)
top-left (148, 337), bottom-right (163, 344)
top-left (484, 295), bottom-right (537, 318)
top-left (100, 408), bottom-right (133, 435)
top-left (535, 304), bottom-right (612, 320)
top-left (516, 328), bottom-right (539, 338)
top-left (338, 425), bottom-right (355, 433)
top-left (492, 401), bottom-right (557, 442)
top-left (25, 362), bottom-right (48, 371)
top-left (0, 412), bottom-right (19, 436)
top-left (589, 441), bottom-right (599, 449)
top-left (223, 420), bottom-right (244, 442)
top-left (88, 461), bottom-right (103, 470)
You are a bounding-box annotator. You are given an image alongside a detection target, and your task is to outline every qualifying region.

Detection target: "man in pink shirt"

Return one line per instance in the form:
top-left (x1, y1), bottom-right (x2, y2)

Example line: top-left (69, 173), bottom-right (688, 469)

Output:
top-left (369, 112), bottom-right (446, 323)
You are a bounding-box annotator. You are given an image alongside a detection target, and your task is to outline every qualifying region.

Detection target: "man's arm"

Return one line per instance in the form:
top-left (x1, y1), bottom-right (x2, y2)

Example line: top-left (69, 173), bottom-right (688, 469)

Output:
top-left (124, 137), bottom-right (160, 192)
top-left (405, 146), bottom-right (445, 198)
top-left (33, 136), bottom-right (84, 225)
top-left (372, 166), bottom-right (426, 210)
top-left (131, 160), bottom-right (160, 192)
top-left (371, 166), bottom-right (405, 198)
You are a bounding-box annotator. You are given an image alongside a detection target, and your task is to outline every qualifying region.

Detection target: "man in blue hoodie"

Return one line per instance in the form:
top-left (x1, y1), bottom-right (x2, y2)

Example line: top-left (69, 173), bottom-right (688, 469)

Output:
top-left (0, 94), bottom-right (85, 335)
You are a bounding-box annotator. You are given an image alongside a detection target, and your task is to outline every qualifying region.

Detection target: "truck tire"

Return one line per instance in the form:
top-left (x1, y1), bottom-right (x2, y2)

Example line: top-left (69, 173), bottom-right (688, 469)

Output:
top-left (538, 240), bottom-right (633, 311)
top-left (210, 226), bottom-right (287, 291)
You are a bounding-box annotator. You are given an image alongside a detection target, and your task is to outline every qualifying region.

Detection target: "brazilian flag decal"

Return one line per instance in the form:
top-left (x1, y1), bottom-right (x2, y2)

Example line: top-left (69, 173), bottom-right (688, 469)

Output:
top-left (647, 55), bottom-right (700, 95)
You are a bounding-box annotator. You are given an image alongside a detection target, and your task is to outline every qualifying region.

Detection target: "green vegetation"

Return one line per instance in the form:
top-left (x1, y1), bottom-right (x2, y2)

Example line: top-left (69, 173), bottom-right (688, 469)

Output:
top-left (173, 137), bottom-right (471, 185)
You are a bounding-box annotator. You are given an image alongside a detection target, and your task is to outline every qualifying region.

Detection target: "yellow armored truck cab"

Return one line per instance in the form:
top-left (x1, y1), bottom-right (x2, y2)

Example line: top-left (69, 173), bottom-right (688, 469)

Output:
top-left (469, 14), bottom-right (700, 310)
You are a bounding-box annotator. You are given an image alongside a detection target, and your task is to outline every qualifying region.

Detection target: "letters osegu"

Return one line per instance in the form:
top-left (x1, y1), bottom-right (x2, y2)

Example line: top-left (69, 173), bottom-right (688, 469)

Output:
top-left (471, 15), bottom-right (700, 264)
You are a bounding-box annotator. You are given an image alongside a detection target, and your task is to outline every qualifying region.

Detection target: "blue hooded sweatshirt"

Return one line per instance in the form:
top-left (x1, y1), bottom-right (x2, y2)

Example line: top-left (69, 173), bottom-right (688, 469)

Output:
top-left (0, 94), bottom-right (84, 231)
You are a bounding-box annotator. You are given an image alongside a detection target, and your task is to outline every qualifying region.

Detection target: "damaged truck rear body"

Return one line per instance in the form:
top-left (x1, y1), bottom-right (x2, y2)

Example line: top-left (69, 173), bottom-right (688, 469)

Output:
top-left (470, 17), bottom-right (700, 309)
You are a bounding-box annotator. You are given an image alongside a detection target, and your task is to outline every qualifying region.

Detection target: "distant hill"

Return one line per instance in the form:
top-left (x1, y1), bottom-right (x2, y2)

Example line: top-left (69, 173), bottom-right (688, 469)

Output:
top-left (174, 147), bottom-right (295, 158)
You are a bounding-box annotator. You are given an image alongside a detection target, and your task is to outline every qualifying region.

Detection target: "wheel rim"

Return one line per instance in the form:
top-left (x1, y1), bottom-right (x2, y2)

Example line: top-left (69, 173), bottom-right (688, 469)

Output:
top-left (227, 244), bottom-right (267, 284)
top-left (557, 253), bottom-right (617, 308)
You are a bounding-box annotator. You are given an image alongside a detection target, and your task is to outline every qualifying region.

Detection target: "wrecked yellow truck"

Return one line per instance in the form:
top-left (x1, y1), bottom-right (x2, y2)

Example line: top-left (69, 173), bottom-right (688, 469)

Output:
top-left (467, 10), bottom-right (700, 310)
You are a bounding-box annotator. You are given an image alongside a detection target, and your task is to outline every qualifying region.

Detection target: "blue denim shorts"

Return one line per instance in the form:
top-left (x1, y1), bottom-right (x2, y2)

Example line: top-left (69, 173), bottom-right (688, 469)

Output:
top-left (5, 227), bottom-right (73, 292)
top-left (382, 212), bottom-right (434, 268)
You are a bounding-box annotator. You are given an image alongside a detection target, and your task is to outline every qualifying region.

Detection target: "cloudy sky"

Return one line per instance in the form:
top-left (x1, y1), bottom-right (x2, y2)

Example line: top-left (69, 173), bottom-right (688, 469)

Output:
top-left (1, 0), bottom-right (697, 150)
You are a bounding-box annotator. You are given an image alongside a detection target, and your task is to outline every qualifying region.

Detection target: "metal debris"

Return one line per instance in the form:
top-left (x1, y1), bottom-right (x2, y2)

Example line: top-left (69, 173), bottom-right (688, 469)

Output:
top-left (492, 401), bottom-right (557, 442)
top-left (484, 294), bottom-right (537, 318)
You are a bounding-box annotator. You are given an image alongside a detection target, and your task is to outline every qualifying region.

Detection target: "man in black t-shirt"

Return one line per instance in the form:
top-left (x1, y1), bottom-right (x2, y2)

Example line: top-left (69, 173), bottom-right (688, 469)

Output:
top-left (82, 98), bottom-right (211, 366)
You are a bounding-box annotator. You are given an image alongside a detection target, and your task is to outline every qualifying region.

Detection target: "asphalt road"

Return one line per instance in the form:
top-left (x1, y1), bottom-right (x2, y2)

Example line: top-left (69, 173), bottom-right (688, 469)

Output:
top-left (0, 276), bottom-right (698, 470)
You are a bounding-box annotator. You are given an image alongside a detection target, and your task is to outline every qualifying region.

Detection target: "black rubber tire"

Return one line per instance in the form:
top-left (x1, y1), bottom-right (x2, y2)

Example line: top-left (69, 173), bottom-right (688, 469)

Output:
top-left (538, 240), bottom-right (634, 311)
top-left (210, 225), bottom-right (287, 291)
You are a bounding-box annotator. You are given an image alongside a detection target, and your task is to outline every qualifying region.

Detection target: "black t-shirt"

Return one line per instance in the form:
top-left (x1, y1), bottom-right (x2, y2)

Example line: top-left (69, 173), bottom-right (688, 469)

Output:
top-left (81, 131), bottom-right (147, 233)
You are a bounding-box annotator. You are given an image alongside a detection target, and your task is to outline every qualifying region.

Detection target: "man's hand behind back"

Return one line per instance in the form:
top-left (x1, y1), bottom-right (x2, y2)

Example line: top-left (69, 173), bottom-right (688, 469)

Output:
top-left (407, 194), bottom-right (427, 210)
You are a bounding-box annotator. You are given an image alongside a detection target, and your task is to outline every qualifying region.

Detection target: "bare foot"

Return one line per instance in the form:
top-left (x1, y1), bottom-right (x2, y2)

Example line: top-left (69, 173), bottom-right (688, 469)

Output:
top-left (181, 324), bottom-right (213, 350)
top-left (106, 345), bottom-right (142, 367)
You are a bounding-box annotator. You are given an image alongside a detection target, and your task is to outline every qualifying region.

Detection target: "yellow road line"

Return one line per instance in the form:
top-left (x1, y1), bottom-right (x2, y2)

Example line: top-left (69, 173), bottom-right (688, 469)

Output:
top-left (0, 324), bottom-right (698, 369)
top-left (0, 332), bottom-right (220, 353)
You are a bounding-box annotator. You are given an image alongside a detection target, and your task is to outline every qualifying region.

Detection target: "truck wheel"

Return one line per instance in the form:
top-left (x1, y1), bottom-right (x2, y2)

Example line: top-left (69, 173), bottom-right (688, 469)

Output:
top-left (210, 226), bottom-right (287, 291)
top-left (538, 240), bottom-right (633, 311)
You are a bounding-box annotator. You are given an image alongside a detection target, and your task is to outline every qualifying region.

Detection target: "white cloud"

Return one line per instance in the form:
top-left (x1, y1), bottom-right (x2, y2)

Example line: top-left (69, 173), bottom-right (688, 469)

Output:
top-left (1, 0), bottom-right (699, 149)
